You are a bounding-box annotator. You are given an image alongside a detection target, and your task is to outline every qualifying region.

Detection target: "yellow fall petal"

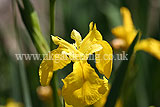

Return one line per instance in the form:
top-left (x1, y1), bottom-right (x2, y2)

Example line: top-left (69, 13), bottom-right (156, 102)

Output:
top-left (52, 36), bottom-right (83, 61)
top-left (95, 40), bottom-right (113, 79)
top-left (62, 61), bottom-right (109, 107)
top-left (135, 38), bottom-right (160, 60)
top-left (94, 84), bottom-right (111, 107)
top-left (39, 48), bottom-right (71, 86)
top-left (52, 36), bottom-right (82, 55)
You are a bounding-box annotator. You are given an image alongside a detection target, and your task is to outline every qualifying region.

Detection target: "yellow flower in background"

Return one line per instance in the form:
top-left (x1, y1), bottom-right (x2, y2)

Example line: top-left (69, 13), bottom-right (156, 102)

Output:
top-left (111, 7), bottom-right (137, 49)
top-left (135, 38), bottom-right (160, 60)
top-left (5, 99), bottom-right (23, 107)
top-left (111, 7), bottom-right (160, 60)
top-left (39, 22), bottom-right (113, 106)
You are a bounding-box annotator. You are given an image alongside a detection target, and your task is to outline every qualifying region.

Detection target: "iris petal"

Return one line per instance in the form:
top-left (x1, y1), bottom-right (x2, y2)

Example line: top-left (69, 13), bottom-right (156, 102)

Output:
top-left (120, 7), bottom-right (134, 31)
top-left (52, 36), bottom-right (83, 61)
top-left (39, 22), bottom-right (113, 107)
top-left (79, 22), bottom-right (102, 53)
top-left (111, 26), bottom-right (126, 39)
top-left (39, 47), bottom-right (71, 86)
top-left (95, 40), bottom-right (113, 79)
top-left (71, 29), bottom-right (82, 49)
top-left (135, 38), bottom-right (160, 60)
top-left (62, 61), bottom-right (109, 106)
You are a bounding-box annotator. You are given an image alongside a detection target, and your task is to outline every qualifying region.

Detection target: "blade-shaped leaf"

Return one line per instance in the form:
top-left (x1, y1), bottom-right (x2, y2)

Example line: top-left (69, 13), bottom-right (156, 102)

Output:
top-left (105, 33), bottom-right (139, 107)
top-left (17, 0), bottom-right (49, 54)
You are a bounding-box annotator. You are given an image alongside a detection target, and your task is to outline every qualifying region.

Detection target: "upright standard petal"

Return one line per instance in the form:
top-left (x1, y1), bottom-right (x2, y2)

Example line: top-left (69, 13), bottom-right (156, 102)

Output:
top-left (121, 7), bottom-right (137, 48)
top-left (62, 61), bottom-right (109, 107)
top-left (95, 40), bottom-right (113, 79)
top-left (135, 38), bottom-right (160, 60)
top-left (111, 26), bottom-right (126, 39)
top-left (79, 22), bottom-right (102, 53)
top-left (120, 7), bottom-right (134, 31)
top-left (71, 29), bottom-right (82, 49)
top-left (39, 48), bottom-right (71, 86)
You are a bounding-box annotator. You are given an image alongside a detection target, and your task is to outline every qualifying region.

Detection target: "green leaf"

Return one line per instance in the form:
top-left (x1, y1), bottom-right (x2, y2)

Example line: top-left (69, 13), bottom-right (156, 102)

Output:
top-left (49, 0), bottom-right (62, 106)
top-left (105, 33), bottom-right (139, 107)
top-left (12, 1), bottom-right (32, 106)
top-left (17, 0), bottom-right (49, 54)
top-left (133, 51), bottom-right (150, 107)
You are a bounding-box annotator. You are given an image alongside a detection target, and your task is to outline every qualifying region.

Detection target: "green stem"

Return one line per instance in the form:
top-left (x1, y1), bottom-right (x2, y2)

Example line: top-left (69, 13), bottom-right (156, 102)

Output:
top-left (19, 59), bottom-right (32, 107)
top-left (50, 0), bottom-right (61, 107)
top-left (52, 72), bottom-right (61, 107)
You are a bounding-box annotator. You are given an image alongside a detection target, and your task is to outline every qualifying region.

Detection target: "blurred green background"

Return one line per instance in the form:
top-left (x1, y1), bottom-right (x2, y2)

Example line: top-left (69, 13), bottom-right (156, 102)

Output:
top-left (0, 0), bottom-right (160, 106)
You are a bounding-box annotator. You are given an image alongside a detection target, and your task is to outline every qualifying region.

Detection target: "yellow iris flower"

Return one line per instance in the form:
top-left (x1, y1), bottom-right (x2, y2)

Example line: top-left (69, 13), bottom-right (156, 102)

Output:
top-left (111, 7), bottom-right (137, 49)
top-left (112, 7), bottom-right (160, 60)
top-left (39, 22), bottom-right (113, 106)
